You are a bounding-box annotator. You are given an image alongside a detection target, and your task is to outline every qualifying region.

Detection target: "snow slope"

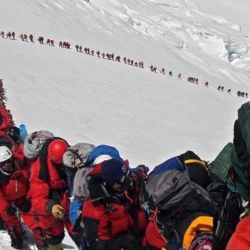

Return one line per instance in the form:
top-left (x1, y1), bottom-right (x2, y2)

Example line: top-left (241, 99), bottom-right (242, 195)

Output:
top-left (0, 0), bottom-right (250, 249)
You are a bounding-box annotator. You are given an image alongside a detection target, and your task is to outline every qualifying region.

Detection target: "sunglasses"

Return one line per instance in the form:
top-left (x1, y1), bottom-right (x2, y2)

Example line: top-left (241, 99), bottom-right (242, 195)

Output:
top-left (117, 168), bottom-right (131, 184)
top-left (118, 175), bottom-right (126, 184)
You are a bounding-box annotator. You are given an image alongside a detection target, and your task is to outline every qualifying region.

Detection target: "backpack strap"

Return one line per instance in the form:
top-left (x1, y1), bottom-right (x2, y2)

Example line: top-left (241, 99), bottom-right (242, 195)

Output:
top-left (214, 191), bottom-right (242, 249)
top-left (184, 159), bottom-right (207, 167)
top-left (152, 207), bottom-right (169, 244)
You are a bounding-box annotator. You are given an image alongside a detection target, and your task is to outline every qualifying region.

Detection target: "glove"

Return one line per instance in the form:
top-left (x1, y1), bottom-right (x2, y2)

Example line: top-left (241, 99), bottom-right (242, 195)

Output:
top-left (6, 205), bottom-right (17, 216)
top-left (18, 199), bottom-right (31, 213)
top-left (51, 204), bottom-right (64, 219)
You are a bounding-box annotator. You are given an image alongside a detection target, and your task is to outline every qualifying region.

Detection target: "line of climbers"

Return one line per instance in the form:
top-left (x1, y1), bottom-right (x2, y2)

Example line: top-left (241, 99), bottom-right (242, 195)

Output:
top-left (0, 30), bottom-right (248, 98)
top-left (0, 89), bottom-right (249, 249)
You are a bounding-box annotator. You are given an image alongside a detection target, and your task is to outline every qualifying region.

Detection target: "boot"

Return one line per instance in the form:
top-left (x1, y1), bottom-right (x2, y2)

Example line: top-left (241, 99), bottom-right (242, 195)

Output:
top-left (10, 237), bottom-right (23, 249)
top-left (7, 224), bottom-right (24, 249)
top-left (48, 242), bottom-right (63, 250)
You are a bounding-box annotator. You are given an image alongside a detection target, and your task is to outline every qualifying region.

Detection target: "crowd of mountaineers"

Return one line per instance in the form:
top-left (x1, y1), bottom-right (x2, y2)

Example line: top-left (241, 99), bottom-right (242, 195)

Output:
top-left (0, 74), bottom-right (250, 250)
top-left (0, 30), bottom-right (249, 99)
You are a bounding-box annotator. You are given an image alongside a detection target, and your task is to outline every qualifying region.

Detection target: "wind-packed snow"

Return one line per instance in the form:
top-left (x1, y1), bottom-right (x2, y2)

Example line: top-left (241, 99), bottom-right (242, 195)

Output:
top-left (0, 0), bottom-right (250, 249)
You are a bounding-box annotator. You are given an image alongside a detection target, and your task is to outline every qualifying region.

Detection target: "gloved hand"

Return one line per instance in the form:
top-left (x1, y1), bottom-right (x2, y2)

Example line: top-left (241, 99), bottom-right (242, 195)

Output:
top-left (6, 204), bottom-right (17, 216)
top-left (18, 199), bottom-right (31, 213)
top-left (51, 204), bottom-right (64, 219)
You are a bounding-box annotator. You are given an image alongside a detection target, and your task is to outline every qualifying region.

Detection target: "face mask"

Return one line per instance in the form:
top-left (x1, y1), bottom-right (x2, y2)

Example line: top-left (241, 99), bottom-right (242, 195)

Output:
top-left (0, 159), bottom-right (14, 176)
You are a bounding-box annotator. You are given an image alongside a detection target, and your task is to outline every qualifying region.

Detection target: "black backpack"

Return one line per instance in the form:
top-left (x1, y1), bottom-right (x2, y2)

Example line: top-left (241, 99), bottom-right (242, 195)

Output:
top-left (145, 151), bottom-right (216, 218)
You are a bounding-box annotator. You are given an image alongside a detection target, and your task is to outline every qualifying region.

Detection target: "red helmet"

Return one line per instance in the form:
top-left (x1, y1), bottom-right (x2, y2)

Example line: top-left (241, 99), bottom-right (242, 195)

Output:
top-left (48, 139), bottom-right (68, 164)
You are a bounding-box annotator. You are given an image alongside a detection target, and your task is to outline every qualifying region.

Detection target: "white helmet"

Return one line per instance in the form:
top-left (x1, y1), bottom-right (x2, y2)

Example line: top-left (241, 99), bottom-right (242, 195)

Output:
top-left (0, 146), bottom-right (12, 163)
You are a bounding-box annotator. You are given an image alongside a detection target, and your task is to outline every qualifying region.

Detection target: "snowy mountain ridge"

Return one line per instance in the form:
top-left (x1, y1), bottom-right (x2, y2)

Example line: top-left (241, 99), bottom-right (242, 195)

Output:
top-left (1, 0), bottom-right (250, 249)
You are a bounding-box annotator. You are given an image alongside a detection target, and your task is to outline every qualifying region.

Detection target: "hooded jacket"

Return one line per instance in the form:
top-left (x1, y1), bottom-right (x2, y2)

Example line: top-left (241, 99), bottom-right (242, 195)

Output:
top-left (0, 160), bottom-right (29, 214)
top-left (27, 139), bottom-right (69, 217)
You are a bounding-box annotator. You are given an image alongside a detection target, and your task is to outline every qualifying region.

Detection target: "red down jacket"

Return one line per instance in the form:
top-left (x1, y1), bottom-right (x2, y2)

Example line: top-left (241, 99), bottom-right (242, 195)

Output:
top-left (226, 215), bottom-right (250, 250)
top-left (82, 162), bottom-right (147, 250)
top-left (83, 198), bottom-right (140, 239)
top-left (27, 153), bottom-right (69, 229)
top-left (0, 161), bottom-right (29, 214)
top-left (0, 160), bottom-right (30, 240)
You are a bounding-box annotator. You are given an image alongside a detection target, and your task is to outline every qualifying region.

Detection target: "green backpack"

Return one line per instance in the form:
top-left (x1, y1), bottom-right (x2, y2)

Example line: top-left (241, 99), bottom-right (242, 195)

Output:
top-left (231, 102), bottom-right (250, 200)
top-left (210, 101), bottom-right (250, 200)
top-left (209, 143), bottom-right (236, 192)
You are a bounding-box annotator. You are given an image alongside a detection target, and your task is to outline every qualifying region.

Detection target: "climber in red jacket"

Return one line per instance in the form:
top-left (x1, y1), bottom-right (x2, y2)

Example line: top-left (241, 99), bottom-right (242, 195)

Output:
top-left (0, 146), bottom-right (30, 249)
top-left (82, 159), bottom-right (146, 250)
top-left (226, 215), bottom-right (250, 250)
top-left (24, 138), bottom-right (70, 250)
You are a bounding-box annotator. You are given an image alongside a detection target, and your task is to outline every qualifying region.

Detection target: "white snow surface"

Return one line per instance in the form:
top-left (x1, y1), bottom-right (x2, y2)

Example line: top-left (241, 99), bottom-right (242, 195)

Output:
top-left (0, 0), bottom-right (250, 249)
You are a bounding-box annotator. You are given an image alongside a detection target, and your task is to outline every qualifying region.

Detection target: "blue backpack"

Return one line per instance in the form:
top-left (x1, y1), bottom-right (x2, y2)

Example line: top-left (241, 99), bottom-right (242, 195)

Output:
top-left (87, 144), bottom-right (123, 166)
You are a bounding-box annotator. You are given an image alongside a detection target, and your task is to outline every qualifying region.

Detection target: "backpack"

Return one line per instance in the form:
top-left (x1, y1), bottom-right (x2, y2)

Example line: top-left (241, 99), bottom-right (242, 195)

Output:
top-left (73, 167), bottom-right (92, 199)
top-left (23, 130), bottom-right (54, 160)
top-left (213, 191), bottom-right (242, 250)
top-left (209, 143), bottom-right (236, 192)
top-left (237, 101), bottom-right (250, 149)
top-left (145, 151), bottom-right (216, 218)
top-left (70, 145), bottom-right (124, 203)
top-left (63, 143), bottom-right (95, 169)
top-left (86, 144), bottom-right (123, 166)
top-left (169, 212), bottom-right (213, 250)
top-left (230, 102), bottom-right (250, 200)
